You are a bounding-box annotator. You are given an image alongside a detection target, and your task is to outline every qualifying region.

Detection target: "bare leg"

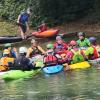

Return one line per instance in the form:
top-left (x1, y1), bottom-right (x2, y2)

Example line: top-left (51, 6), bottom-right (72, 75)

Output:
top-left (19, 26), bottom-right (25, 39)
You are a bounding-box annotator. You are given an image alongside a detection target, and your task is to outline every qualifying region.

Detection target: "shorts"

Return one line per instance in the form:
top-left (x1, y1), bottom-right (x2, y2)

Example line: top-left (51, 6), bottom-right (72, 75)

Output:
top-left (17, 23), bottom-right (27, 33)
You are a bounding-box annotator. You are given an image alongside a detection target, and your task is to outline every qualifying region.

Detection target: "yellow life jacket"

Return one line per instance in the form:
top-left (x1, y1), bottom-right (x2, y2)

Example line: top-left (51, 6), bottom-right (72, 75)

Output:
top-left (0, 57), bottom-right (14, 66)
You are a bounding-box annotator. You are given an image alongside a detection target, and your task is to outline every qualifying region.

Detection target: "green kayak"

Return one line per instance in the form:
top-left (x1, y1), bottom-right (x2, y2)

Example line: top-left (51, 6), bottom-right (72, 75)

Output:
top-left (0, 69), bottom-right (40, 81)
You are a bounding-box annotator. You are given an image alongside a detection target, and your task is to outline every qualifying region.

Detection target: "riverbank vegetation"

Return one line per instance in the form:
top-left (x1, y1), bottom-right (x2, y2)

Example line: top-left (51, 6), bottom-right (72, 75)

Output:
top-left (0, 0), bottom-right (100, 36)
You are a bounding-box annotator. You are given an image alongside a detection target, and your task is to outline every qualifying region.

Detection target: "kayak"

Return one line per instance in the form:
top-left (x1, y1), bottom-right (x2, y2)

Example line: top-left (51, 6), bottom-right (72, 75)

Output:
top-left (0, 35), bottom-right (32, 43)
top-left (63, 61), bottom-right (91, 70)
top-left (42, 65), bottom-right (63, 74)
top-left (0, 69), bottom-right (40, 81)
top-left (89, 58), bottom-right (100, 66)
top-left (32, 29), bottom-right (59, 38)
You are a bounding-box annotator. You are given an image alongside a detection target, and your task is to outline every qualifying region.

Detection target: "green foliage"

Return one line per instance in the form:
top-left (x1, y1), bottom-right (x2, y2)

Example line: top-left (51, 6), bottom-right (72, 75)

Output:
top-left (0, 0), bottom-right (94, 27)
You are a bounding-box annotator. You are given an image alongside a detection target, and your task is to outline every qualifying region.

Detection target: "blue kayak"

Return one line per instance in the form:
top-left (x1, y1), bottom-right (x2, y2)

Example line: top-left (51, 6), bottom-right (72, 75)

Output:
top-left (42, 65), bottom-right (63, 74)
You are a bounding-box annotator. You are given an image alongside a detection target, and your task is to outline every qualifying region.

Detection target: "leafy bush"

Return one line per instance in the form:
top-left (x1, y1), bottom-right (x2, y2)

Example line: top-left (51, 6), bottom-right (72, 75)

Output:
top-left (0, 0), bottom-right (94, 27)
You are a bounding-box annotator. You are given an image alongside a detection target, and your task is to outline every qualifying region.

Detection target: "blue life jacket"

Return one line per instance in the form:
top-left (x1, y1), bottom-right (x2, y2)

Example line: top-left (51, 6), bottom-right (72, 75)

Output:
top-left (19, 12), bottom-right (29, 24)
top-left (10, 50), bottom-right (17, 58)
top-left (56, 44), bottom-right (63, 49)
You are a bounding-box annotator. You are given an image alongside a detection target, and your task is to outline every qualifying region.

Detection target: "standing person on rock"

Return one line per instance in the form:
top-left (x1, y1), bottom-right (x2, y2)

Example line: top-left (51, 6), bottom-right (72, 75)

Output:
top-left (17, 8), bottom-right (32, 39)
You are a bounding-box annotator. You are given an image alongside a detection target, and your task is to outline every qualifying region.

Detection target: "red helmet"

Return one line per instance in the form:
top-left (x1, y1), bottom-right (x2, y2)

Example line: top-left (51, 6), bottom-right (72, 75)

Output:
top-left (70, 40), bottom-right (77, 46)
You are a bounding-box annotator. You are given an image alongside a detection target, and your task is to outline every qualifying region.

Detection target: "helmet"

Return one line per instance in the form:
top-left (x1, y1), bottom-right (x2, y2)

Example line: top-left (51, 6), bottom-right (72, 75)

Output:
top-left (47, 44), bottom-right (53, 49)
top-left (31, 39), bottom-right (36, 44)
top-left (4, 43), bottom-right (11, 48)
top-left (89, 37), bottom-right (96, 43)
top-left (19, 47), bottom-right (27, 54)
top-left (3, 49), bottom-right (10, 55)
top-left (70, 40), bottom-right (77, 46)
top-left (78, 32), bottom-right (85, 37)
top-left (56, 36), bottom-right (62, 40)
top-left (27, 7), bottom-right (32, 14)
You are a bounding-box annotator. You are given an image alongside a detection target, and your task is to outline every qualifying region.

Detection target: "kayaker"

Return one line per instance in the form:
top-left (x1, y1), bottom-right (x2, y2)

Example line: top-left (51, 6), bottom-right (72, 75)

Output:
top-left (54, 36), bottom-right (68, 54)
top-left (44, 44), bottom-right (58, 66)
top-left (12, 47), bottom-right (36, 71)
top-left (0, 49), bottom-right (14, 70)
top-left (77, 32), bottom-right (90, 49)
top-left (3, 43), bottom-right (17, 58)
top-left (26, 39), bottom-right (45, 58)
top-left (17, 8), bottom-right (32, 39)
top-left (66, 40), bottom-right (85, 64)
top-left (85, 37), bottom-right (100, 60)
top-left (38, 21), bottom-right (47, 32)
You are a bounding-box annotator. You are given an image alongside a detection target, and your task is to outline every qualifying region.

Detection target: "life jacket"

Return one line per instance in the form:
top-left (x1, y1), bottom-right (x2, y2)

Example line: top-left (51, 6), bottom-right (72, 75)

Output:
top-left (38, 24), bottom-right (47, 32)
top-left (88, 46), bottom-right (99, 60)
top-left (10, 49), bottom-right (17, 58)
top-left (0, 57), bottom-right (15, 66)
top-left (71, 49), bottom-right (84, 64)
top-left (95, 45), bottom-right (100, 53)
top-left (77, 38), bottom-right (90, 47)
top-left (54, 42), bottom-right (68, 54)
top-left (3, 48), bottom-right (17, 58)
top-left (19, 12), bottom-right (29, 24)
top-left (44, 54), bottom-right (58, 66)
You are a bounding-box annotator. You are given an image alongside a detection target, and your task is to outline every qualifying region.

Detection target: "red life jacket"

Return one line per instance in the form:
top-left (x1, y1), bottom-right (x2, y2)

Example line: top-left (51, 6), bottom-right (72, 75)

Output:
top-left (44, 54), bottom-right (58, 66)
top-left (89, 46), bottom-right (99, 60)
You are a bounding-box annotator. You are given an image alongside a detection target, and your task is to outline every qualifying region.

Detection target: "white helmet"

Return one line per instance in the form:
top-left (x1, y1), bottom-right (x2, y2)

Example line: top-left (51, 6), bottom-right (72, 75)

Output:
top-left (19, 47), bottom-right (27, 54)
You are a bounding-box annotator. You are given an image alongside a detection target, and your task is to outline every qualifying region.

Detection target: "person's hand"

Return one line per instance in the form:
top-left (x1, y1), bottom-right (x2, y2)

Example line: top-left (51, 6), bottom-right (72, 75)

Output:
top-left (17, 20), bottom-right (19, 24)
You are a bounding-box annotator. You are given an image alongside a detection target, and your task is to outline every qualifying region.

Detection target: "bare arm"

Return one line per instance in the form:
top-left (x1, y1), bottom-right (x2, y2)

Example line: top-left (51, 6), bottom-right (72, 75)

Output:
top-left (17, 15), bottom-right (21, 23)
top-left (37, 46), bottom-right (46, 54)
top-left (26, 48), bottom-right (32, 58)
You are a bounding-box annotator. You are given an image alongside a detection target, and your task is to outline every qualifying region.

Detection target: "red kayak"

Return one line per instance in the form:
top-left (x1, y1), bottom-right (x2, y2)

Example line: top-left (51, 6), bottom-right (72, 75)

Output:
top-left (32, 29), bottom-right (59, 38)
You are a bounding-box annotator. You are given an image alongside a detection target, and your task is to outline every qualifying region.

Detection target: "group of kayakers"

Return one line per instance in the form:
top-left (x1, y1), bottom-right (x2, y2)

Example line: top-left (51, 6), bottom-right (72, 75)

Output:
top-left (0, 32), bottom-right (100, 71)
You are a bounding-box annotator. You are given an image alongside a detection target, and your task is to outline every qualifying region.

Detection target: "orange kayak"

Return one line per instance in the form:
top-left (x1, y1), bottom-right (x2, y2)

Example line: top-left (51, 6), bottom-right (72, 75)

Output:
top-left (32, 29), bottom-right (59, 38)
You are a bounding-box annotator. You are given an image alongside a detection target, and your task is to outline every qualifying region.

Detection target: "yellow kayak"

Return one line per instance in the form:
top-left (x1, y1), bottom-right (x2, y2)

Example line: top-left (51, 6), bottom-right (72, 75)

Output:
top-left (63, 61), bottom-right (91, 70)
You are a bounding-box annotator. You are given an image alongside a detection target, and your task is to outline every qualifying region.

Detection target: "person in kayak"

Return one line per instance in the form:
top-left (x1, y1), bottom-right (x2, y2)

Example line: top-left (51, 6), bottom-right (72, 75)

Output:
top-left (38, 21), bottom-right (47, 32)
top-left (44, 44), bottom-right (58, 66)
top-left (54, 36), bottom-right (68, 54)
top-left (85, 37), bottom-right (100, 60)
top-left (77, 32), bottom-right (90, 49)
top-left (0, 49), bottom-right (15, 71)
top-left (17, 8), bottom-right (32, 39)
top-left (3, 43), bottom-right (17, 58)
top-left (26, 39), bottom-right (45, 58)
top-left (12, 47), bottom-right (36, 71)
top-left (66, 40), bottom-right (85, 64)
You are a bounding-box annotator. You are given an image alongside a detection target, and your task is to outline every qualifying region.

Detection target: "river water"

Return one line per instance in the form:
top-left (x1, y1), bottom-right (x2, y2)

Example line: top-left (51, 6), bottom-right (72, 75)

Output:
top-left (0, 67), bottom-right (100, 100)
top-left (0, 35), bottom-right (100, 100)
